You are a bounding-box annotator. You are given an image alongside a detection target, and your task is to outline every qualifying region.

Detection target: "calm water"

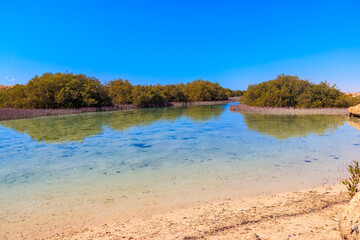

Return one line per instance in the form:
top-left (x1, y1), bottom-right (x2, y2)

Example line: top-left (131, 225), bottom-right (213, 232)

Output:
top-left (1, 103), bottom-right (360, 235)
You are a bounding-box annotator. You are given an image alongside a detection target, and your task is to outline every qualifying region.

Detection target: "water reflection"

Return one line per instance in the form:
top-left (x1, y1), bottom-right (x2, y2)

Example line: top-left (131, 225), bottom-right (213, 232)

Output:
top-left (183, 105), bottom-right (226, 122)
top-left (242, 113), bottom-right (346, 140)
top-left (0, 105), bottom-right (225, 143)
top-left (348, 118), bottom-right (360, 131)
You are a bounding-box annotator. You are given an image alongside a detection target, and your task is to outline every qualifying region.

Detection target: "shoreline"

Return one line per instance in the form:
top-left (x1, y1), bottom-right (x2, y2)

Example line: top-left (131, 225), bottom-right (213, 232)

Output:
top-left (1, 99), bottom-right (357, 239)
top-left (1, 182), bottom-right (350, 239)
top-left (230, 104), bottom-right (350, 115)
top-left (0, 99), bottom-right (237, 121)
top-left (43, 184), bottom-right (349, 240)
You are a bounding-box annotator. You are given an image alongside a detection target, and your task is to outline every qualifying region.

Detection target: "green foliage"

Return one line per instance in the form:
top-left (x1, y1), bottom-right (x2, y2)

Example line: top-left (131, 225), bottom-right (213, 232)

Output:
top-left (106, 79), bottom-right (134, 104)
top-left (227, 89), bottom-right (245, 97)
top-left (106, 79), bottom-right (229, 106)
top-left (184, 80), bottom-right (229, 101)
top-left (160, 84), bottom-right (188, 102)
top-left (342, 161), bottom-right (360, 199)
top-left (131, 85), bottom-right (165, 106)
top-left (0, 73), bottom-right (236, 109)
top-left (0, 73), bottom-right (110, 109)
top-left (244, 75), bottom-right (359, 108)
top-left (0, 84), bottom-right (28, 108)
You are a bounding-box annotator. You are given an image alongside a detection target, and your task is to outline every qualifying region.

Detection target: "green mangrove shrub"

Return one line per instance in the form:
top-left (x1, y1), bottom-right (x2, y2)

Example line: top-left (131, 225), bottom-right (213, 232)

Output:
top-left (0, 73), bottom-right (110, 108)
top-left (0, 72), bottom-right (243, 109)
top-left (244, 75), bottom-right (359, 108)
top-left (342, 161), bottom-right (360, 199)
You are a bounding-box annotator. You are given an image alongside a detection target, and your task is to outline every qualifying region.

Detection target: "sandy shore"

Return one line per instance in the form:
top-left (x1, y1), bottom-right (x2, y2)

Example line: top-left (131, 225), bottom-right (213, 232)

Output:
top-left (24, 184), bottom-right (347, 240)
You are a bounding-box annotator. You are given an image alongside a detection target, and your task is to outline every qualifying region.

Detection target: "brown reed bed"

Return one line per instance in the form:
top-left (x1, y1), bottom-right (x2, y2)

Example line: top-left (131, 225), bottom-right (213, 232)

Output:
top-left (0, 100), bottom-right (236, 121)
top-left (230, 104), bottom-right (349, 115)
top-left (0, 105), bottom-right (138, 121)
top-left (170, 99), bottom-right (235, 107)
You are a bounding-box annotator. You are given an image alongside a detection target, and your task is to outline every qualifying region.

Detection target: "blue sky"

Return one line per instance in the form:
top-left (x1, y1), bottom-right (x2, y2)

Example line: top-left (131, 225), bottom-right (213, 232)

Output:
top-left (1, 0), bottom-right (360, 91)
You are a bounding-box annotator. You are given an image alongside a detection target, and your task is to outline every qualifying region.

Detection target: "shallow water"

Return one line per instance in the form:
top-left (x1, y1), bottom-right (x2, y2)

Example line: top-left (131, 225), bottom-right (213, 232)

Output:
top-left (1, 103), bottom-right (360, 236)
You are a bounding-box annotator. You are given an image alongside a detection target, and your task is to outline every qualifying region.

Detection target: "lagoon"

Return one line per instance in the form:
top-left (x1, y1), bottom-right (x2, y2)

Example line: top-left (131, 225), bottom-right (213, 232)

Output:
top-left (1, 103), bottom-right (360, 238)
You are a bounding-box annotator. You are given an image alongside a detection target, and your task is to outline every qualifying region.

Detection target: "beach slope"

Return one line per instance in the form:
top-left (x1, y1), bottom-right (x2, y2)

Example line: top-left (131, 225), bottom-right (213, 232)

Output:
top-left (56, 185), bottom-right (348, 240)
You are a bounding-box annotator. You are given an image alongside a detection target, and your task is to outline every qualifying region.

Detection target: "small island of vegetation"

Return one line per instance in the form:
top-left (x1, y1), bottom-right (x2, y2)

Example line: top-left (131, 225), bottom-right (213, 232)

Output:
top-left (242, 74), bottom-right (359, 108)
top-left (231, 75), bottom-right (360, 115)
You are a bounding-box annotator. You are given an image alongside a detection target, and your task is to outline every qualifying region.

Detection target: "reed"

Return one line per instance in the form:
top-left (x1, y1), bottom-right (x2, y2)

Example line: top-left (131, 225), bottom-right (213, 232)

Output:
top-left (0, 100), bottom-right (236, 121)
top-left (230, 104), bottom-right (349, 115)
top-left (170, 100), bottom-right (234, 107)
top-left (0, 105), bottom-right (136, 121)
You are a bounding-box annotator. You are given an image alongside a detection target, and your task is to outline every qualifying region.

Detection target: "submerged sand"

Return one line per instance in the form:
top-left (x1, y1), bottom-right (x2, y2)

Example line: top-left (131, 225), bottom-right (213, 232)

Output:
top-left (2, 184), bottom-right (350, 240)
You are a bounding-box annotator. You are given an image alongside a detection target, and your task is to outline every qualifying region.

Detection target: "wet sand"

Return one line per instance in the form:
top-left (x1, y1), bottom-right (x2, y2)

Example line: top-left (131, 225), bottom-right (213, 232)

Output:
top-left (2, 184), bottom-right (349, 240)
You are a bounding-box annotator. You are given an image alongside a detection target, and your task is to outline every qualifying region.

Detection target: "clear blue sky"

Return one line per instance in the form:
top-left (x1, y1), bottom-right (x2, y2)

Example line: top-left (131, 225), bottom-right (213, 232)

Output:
top-left (1, 0), bottom-right (360, 91)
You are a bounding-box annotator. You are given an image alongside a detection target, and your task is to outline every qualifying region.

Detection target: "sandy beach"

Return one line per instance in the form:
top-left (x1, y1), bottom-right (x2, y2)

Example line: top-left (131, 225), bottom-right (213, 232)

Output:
top-left (59, 184), bottom-right (349, 240)
top-left (1, 183), bottom-right (350, 240)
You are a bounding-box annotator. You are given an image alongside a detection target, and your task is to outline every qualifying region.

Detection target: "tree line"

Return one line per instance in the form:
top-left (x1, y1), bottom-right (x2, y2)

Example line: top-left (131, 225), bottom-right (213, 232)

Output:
top-left (2, 73), bottom-right (356, 109)
top-left (0, 73), bottom-right (243, 109)
top-left (243, 75), bottom-right (359, 108)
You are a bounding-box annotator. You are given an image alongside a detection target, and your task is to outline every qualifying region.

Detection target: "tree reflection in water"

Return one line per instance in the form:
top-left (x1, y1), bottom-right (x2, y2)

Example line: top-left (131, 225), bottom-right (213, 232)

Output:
top-left (0, 105), bottom-right (225, 143)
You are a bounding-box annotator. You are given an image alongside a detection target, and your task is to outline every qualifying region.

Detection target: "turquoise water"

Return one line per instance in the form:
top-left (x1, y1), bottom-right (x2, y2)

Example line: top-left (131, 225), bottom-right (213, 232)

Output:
top-left (1, 103), bottom-right (360, 236)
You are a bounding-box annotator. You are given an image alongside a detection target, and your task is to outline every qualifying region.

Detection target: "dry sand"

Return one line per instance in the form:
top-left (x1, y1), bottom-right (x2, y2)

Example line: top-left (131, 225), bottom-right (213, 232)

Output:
top-left (0, 85), bottom-right (12, 90)
top-left (2, 184), bottom-right (349, 240)
top-left (347, 93), bottom-right (360, 98)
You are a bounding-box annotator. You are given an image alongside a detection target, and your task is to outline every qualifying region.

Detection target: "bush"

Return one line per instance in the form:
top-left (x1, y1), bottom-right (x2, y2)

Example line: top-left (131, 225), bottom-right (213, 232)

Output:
top-left (244, 75), bottom-right (359, 108)
top-left (0, 73), bottom-right (235, 109)
top-left (227, 89), bottom-right (245, 97)
top-left (106, 79), bottom-right (134, 105)
top-left (184, 80), bottom-right (229, 101)
top-left (0, 84), bottom-right (28, 108)
top-left (0, 73), bottom-right (110, 109)
top-left (342, 161), bottom-right (360, 199)
top-left (131, 85), bottom-right (165, 106)
top-left (160, 84), bottom-right (188, 102)
top-left (106, 79), bottom-right (229, 106)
